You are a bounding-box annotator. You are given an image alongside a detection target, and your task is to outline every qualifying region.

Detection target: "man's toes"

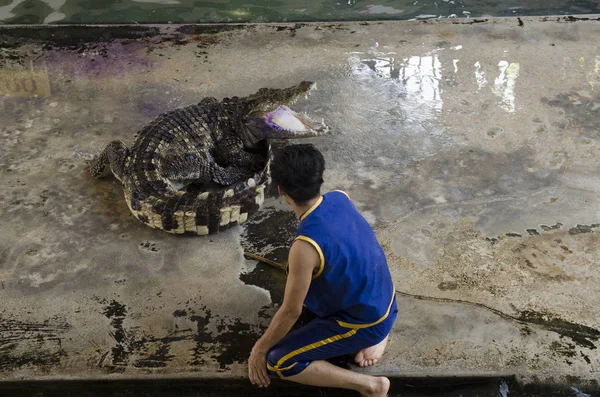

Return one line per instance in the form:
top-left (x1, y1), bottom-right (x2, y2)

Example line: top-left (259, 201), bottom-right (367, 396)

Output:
top-left (355, 351), bottom-right (365, 364)
top-left (361, 359), bottom-right (378, 368)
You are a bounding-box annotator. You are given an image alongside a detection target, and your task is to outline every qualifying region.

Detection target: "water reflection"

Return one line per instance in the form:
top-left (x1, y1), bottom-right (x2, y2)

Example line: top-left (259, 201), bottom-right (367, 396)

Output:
top-left (344, 47), bottom-right (447, 159)
top-left (474, 60), bottom-right (521, 113)
top-left (492, 60), bottom-right (520, 113)
top-left (352, 52), bottom-right (444, 114)
top-left (474, 61), bottom-right (488, 90)
top-left (352, 50), bottom-right (524, 118)
top-left (335, 48), bottom-right (447, 165)
top-left (401, 55), bottom-right (444, 111)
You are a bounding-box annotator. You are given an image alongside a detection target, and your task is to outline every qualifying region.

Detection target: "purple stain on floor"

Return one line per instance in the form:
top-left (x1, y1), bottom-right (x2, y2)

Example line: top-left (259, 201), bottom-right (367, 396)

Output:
top-left (45, 43), bottom-right (154, 79)
top-left (138, 101), bottom-right (167, 118)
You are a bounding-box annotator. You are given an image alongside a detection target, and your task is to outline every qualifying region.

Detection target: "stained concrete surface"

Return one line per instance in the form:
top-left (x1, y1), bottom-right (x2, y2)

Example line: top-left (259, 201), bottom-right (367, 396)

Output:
top-left (0, 17), bottom-right (599, 390)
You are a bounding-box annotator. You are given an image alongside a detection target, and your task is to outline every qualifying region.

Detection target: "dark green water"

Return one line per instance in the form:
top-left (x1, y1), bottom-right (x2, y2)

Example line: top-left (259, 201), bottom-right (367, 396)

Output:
top-left (0, 0), bottom-right (599, 24)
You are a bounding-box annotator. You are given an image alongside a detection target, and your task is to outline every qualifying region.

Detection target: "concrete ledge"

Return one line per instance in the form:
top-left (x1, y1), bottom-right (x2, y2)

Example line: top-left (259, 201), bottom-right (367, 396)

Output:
top-left (0, 376), bottom-right (598, 397)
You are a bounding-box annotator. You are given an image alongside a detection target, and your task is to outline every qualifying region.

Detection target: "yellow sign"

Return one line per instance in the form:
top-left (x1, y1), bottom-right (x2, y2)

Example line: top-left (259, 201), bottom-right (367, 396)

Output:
top-left (0, 70), bottom-right (51, 97)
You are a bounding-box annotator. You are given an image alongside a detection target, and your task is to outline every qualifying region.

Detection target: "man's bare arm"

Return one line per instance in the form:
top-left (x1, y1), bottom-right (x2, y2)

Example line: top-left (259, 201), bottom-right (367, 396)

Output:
top-left (255, 239), bottom-right (317, 351)
top-left (248, 239), bottom-right (319, 387)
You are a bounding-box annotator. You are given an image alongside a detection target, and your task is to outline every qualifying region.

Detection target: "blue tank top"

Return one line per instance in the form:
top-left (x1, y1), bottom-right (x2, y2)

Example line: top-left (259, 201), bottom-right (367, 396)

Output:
top-left (295, 191), bottom-right (395, 328)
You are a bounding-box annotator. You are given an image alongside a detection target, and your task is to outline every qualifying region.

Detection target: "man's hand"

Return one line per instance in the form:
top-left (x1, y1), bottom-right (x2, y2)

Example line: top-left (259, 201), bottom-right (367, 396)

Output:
top-left (248, 343), bottom-right (270, 387)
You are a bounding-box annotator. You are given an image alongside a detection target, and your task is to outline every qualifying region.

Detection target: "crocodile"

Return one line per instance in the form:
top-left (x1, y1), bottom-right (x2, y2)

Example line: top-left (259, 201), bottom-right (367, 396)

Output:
top-left (90, 81), bottom-right (328, 235)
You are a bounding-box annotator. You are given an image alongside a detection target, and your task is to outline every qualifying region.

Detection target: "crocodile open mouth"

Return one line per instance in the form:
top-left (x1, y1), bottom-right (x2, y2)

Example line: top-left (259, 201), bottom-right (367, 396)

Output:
top-left (265, 105), bottom-right (328, 135)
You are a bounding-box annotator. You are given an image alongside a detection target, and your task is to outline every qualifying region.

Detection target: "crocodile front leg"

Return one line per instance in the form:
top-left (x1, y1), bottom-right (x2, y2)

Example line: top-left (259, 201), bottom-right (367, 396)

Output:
top-left (158, 152), bottom-right (213, 188)
top-left (89, 140), bottom-right (129, 181)
top-left (211, 164), bottom-right (254, 186)
top-left (213, 136), bottom-right (265, 174)
top-left (158, 150), bottom-right (256, 188)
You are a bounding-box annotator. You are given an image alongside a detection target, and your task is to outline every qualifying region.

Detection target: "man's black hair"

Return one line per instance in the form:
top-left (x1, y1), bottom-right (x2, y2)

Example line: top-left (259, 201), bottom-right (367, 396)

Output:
top-left (270, 144), bottom-right (325, 204)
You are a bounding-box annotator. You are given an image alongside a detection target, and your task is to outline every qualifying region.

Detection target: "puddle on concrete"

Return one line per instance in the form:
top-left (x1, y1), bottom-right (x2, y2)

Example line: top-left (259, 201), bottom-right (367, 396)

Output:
top-left (239, 193), bottom-right (297, 303)
top-left (239, 261), bottom-right (287, 305)
top-left (475, 59), bottom-right (521, 113)
top-left (351, 50), bottom-right (444, 113)
top-left (346, 46), bottom-right (446, 139)
top-left (240, 200), bottom-right (297, 263)
top-left (349, 44), bottom-right (523, 118)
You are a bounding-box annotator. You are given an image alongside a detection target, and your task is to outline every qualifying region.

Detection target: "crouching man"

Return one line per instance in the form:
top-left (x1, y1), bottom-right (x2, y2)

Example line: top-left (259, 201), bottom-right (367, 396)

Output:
top-left (248, 144), bottom-right (397, 397)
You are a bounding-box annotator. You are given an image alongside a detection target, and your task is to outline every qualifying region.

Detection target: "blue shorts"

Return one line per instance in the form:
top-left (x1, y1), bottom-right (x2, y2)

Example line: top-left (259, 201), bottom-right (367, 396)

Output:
top-left (266, 297), bottom-right (398, 378)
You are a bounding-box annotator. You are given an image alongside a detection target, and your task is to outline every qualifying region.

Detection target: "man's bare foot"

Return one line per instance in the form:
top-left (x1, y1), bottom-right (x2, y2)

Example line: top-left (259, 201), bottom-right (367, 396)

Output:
top-left (361, 376), bottom-right (390, 397)
top-left (354, 336), bottom-right (388, 367)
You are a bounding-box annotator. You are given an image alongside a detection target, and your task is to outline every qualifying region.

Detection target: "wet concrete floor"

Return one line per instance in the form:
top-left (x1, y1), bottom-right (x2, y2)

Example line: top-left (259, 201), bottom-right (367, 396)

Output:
top-left (0, 16), bottom-right (599, 390)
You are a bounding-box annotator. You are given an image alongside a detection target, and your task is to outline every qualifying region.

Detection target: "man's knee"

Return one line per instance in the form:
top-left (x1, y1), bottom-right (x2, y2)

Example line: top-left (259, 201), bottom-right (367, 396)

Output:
top-left (266, 346), bottom-right (306, 378)
top-left (266, 347), bottom-right (287, 378)
top-left (266, 346), bottom-right (282, 368)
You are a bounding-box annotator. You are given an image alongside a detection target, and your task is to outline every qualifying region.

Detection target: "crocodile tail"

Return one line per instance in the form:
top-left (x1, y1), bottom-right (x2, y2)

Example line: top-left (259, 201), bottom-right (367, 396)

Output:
top-left (90, 140), bottom-right (129, 181)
